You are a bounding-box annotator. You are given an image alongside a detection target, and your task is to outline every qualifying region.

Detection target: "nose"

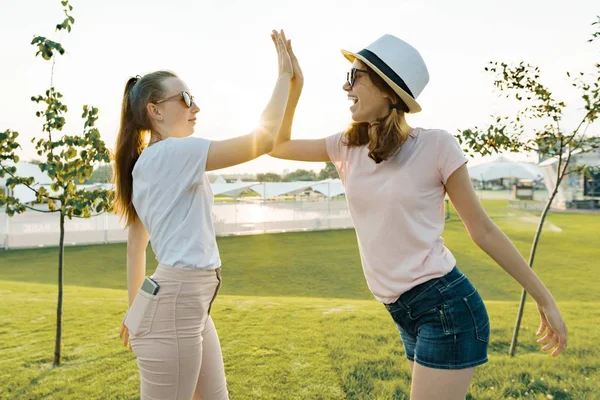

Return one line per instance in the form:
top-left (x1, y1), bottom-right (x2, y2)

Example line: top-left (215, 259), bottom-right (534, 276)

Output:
top-left (191, 103), bottom-right (200, 114)
top-left (343, 80), bottom-right (351, 92)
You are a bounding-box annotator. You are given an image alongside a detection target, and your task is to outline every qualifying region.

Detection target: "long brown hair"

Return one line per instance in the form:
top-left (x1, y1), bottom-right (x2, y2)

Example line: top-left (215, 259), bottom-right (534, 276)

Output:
top-left (112, 70), bottom-right (177, 226)
top-left (344, 67), bottom-right (412, 163)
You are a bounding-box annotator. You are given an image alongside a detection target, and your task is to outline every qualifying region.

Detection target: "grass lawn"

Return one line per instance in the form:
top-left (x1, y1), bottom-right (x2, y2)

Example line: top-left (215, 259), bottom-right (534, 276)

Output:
top-left (1, 200), bottom-right (598, 399)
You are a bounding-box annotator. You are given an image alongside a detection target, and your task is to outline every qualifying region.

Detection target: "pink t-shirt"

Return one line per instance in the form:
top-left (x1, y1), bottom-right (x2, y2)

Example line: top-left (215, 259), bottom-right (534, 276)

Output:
top-left (326, 127), bottom-right (468, 304)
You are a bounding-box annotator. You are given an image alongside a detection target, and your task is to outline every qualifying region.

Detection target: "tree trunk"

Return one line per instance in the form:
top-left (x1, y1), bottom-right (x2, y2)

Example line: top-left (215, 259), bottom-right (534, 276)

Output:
top-left (53, 212), bottom-right (65, 367)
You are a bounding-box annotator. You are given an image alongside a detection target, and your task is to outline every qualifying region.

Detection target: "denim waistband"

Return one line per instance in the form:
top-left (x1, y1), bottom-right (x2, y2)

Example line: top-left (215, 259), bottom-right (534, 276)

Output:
top-left (386, 266), bottom-right (463, 309)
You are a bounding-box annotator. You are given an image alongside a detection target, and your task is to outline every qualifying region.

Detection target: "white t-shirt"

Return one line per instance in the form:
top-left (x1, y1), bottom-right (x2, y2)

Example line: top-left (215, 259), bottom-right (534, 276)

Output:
top-left (326, 128), bottom-right (468, 303)
top-left (132, 136), bottom-right (221, 270)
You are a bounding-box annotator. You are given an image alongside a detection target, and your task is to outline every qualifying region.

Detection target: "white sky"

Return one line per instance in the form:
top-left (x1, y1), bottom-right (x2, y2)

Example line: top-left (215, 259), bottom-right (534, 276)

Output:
top-left (1, 0), bottom-right (598, 174)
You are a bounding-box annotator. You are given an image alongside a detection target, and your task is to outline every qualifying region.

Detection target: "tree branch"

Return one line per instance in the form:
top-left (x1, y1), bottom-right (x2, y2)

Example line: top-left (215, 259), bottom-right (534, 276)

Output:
top-left (70, 211), bottom-right (108, 219)
top-left (573, 108), bottom-right (595, 137)
top-left (24, 204), bottom-right (60, 213)
top-left (555, 135), bottom-right (564, 194)
top-left (0, 162), bottom-right (61, 202)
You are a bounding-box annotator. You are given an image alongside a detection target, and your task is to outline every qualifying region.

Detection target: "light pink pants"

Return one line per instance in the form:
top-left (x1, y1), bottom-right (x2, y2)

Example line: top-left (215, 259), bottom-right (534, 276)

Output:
top-left (125, 265), bottom-right (228, 400)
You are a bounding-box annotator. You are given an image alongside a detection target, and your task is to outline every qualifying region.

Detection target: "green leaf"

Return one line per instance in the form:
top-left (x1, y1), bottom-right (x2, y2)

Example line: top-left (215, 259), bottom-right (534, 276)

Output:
top-left (65, 147), bottom-right (77, 159)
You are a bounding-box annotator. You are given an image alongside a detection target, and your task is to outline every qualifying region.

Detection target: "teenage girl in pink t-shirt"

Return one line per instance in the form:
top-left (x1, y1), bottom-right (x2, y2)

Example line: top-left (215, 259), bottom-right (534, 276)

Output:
top-left (269, 31), bottom-right (567, 399)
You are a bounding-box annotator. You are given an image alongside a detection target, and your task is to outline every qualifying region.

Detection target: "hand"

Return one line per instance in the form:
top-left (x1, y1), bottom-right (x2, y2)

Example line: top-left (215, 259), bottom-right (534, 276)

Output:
top-left (536, 302), bottom-right (567, 356)
top-left (280, 30), bottom-right (303, 93)
top-left (271, 29), bottom-right (293, 79)
top-left (119, 317), bottom-right (132, 351)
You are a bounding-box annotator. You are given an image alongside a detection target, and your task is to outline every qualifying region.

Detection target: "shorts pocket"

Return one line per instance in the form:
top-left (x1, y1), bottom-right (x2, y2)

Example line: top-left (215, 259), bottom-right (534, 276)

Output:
top-left (407, 285), bottom-right (445, 321)
top-left (408, 306), bottom-right (438, 321)
top-left (124, 289), bottom-right (160, 338)
top-left (463, 290), bottom-right (490, 343)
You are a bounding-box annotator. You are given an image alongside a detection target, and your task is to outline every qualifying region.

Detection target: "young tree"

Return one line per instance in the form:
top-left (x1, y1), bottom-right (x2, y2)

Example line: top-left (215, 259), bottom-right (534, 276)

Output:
top-left (0, 0), bottom-right (114, 366)
top-left (457, 17), bottom-right (600, 356)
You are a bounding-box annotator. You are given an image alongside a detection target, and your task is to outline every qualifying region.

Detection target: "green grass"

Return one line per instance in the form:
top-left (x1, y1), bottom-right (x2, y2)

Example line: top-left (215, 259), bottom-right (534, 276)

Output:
top-left (1, 200), bottom-right (599, 399)
top-left (2, 201), bottom-right (597, 302)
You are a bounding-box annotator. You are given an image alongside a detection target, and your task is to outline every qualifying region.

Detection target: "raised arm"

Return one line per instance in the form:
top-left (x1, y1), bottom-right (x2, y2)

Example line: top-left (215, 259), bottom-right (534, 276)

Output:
top-left (205, 31), bottom-right (293, 171)
top-left (268, 31), bottom-right (330, 162)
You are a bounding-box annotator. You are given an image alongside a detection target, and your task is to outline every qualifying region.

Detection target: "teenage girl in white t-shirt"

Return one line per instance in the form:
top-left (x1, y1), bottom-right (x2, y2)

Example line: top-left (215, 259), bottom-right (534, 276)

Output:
top-left (269, 31), bottom-right (567, 400)
top-left (113, 31), bottom-right (292, 400)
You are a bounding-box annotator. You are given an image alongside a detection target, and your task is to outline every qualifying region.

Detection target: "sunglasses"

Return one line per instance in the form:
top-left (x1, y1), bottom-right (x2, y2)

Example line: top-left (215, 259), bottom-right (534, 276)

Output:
top-left (346, 68), bottom-right (369, 88)
top-left (156, 91), bottom-right (195, 108)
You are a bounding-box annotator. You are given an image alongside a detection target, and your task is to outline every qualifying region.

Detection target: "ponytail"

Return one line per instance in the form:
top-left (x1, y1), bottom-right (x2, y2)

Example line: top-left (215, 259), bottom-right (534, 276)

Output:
top-left (112, 71), bottom-right (178, 226)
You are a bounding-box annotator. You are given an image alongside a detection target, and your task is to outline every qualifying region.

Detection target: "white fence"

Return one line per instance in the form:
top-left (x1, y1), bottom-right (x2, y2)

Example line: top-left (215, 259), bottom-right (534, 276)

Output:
top-left (0, 198), bottom-right (354, 250)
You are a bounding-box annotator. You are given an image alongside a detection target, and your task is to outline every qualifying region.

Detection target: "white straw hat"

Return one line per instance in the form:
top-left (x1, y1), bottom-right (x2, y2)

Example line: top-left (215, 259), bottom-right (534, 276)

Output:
top-left (341, 34), bottom-right (429, 113)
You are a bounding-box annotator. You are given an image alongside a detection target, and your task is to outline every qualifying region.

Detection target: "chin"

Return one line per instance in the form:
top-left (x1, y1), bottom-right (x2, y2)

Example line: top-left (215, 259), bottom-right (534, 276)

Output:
top-left (350, 113), bottom-right (369, 123)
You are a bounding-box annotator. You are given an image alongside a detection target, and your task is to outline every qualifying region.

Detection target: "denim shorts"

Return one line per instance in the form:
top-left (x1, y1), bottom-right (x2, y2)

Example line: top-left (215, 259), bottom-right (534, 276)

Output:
top-left (384, 266), bottom-right (490, 370)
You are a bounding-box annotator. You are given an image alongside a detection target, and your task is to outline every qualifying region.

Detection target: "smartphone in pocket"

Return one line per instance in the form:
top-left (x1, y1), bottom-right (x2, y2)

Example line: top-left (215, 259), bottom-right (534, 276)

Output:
top-left (141, 276), bottom-right (160, 295)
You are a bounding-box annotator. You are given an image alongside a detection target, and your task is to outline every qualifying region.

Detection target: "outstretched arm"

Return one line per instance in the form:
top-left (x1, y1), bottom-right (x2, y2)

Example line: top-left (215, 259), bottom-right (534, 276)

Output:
top-left (446, 165), bottom-right (567, 357)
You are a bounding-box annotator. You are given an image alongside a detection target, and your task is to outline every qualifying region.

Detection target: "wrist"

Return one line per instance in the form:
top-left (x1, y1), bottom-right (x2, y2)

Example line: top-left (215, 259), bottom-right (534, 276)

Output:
top-left (535, 293), bottom-right (557, 310)
top-left (288, 91), bottom-right (301, 104)
top-left (291, 83), bottom-right (303, 94)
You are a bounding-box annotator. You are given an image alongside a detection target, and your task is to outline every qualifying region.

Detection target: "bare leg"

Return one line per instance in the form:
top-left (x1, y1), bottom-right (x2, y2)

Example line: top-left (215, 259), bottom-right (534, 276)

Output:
top-left (410, 363), bottom-right (474, 400)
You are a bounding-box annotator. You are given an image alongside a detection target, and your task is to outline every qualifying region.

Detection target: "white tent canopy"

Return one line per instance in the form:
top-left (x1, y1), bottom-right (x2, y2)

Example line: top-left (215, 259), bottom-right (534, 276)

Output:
top-left (2, 161), bottom-right (347, 203)
top-left (538, 148), bottom-right (600, 209)
top-left (212, 180), bottom-right (346, 199)
top-left (249, 181), bottom-right (319, 198)
top-left (211, 182), bottom-right (258, 197)
top-left (310, 179), bottom-right (345, 197)
top-left (467, 157), bottom-right (542, 181)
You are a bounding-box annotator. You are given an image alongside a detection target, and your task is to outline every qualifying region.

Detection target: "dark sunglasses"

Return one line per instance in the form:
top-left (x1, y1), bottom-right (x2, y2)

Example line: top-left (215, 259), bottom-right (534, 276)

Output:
top-left (156, 91), bottom-right (195, 108)
top-left (346, 68), bottom-right (369, 88)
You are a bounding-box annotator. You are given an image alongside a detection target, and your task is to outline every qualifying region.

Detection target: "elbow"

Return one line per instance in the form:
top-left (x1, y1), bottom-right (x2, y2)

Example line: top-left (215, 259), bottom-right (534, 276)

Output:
top-left (261, 136), bottom-right (275, 155)
top-left (255, 130), bottom-right (275, 155)
top-left (268, 140), bottom-right (285, 158)
top-left (126, 245), bottom-right (143, 261)
top-left (469, 220), bottom-right (497, 248)
top-left (127, 238), bottom-right (147, 258)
